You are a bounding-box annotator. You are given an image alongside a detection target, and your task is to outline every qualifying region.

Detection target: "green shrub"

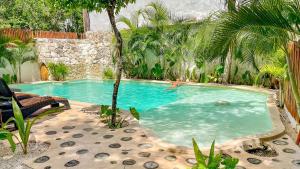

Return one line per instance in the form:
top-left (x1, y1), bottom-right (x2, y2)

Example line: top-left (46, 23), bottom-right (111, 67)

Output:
top-left (192, 138), bottom-right (239, 169)
top-left (99, 105), bottom-right (140, 129)
top-left (103, 68), bottom-right (115, 79)
top-left (2, 74), bottom-right (17, 84)
top-left (48, 63), bottom-right (69, 81)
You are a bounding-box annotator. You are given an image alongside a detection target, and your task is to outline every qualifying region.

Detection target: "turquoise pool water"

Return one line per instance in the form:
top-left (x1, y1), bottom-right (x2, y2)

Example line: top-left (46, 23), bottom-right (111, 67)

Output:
top-left (13, 80), bottom-right (273, 147)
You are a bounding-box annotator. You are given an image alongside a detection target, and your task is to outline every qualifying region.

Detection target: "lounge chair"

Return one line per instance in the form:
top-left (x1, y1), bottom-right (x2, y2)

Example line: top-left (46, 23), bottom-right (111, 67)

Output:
top-left (0, 79), bottom-right (70, 123)
top-left (0, 78), bottom-right (38, 100)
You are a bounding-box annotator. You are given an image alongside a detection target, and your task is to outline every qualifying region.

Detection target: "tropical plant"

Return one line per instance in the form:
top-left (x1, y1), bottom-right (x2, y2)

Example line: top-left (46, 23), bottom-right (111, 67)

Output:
top-left (0, 98), bottom-right (62, 154)
top-left (203, 0), bottom-right (300, 115)
top-left (192, 138), bottom-right (239, 169)
top-left (51, 0), bottom-right (136, 127)
top-left (103, 68), bottom-right (115, 79)
top-left (47, 63), bottom-right (69, 81)
top-left (99, 105), bottom-right (140, 128)
top-left (0, 34), bottom-right (13, 69)
top-left (9, 40), bottom-right (37, 83)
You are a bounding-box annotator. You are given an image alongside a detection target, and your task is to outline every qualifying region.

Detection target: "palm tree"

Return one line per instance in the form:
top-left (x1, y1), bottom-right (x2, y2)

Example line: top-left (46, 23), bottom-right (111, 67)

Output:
top-left (0, 34), bottom-right (13, 69)
top-left (207, 0), bottom-right (300, 114)
top-left (10, 40), bottom-right (37, 83)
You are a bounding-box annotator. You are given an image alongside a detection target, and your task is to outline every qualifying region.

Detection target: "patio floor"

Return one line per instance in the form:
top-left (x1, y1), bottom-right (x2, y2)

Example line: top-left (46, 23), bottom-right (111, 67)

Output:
top-left (1, 102), bottom-right (300, 169)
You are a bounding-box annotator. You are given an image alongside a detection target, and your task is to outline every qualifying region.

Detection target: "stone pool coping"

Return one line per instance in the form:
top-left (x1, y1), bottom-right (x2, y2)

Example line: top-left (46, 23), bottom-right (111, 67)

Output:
top-left (15, 79), bottom-right (285, 151)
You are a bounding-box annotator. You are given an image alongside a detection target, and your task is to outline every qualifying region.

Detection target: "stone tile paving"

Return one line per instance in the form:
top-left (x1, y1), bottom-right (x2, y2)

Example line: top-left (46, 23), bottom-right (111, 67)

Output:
top-left (1, 103), bottom-right (300, 169)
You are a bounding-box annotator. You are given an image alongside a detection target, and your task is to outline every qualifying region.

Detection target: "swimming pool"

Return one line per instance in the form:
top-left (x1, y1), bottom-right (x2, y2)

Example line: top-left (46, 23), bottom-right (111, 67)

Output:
top-left (13, 80), bottom-right (273, 147)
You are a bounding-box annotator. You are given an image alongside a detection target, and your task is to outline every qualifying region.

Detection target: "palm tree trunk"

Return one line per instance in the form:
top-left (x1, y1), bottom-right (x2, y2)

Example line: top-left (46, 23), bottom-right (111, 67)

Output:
top-left (223, 50), bottom-right (232, 84)
top-left (82, 9), bottom-right (90, 32)
top-left (107, 5), bottom-right (123, 127)
top-left (18, 64), bottom-right (21, 83)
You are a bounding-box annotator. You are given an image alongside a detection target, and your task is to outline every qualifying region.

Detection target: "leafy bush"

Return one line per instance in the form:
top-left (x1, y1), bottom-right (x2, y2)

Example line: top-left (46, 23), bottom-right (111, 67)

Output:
top-left (2, 74), bottom-right (17, 84)
top-left (48, 63), bottom-right (69, 81)
top-left (103, 68), bottom-right (115, 79)
top-left (151, 63), bottom-right (164, 80)
top-left (99, 105), bottom-right (140, 128)
top-left (192, 138), bottom-right (239, 169)
top-left (0, 98), bottom-right (62, 154)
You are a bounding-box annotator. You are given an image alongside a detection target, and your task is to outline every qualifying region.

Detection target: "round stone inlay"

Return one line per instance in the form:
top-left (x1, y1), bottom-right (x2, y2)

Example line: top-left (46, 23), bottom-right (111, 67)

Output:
top-left (91, 132), bottom-right (98, 135)
top-left (186, 158), bottom-right (196, 165)
top-left (72, 133), bottom-right (84, 138)
top-left (121, 137), bottom-right (132, 141)
top-left (83, 128), bottom-right (93, 132)
top-left (95, 142), bottom-right (101, 144)
top-left (272, 140), bottom-right (288, 145)
top-left (45, 131), bottom-right (57, 135)
top-left (283, 148), bottom-right (296, 154)
top-left (95, 153), bottom-right (110, 159)
top-left (123, 159), bottom-right (136, 165)
top-left (138, 143), bottom-right (153, 149)
top-left (109, 143), bottom-right (121, 148)
top-left (165, 155), bottom-right (177, 161)
top-left (144, 161), bottom-right (159, 169)
top-left (62, 126), bottom-right (75, 130)
top-left (110, 161), bottom-right (117, 164)
top-left (292, 160), bottom-right (300, 167)
top-left (64, 160), bottom-right (79, 167)
top-left (60, 141), bottom-right (76, 148)
top-left (34, 156), bottom-right (50, 163)
top-left (139, 152), bottom-right (151, 157)
top-left (103, 135), bottom-right (114, 139)
top-left (122, 151), bottom-right (128, 155)
top-left (235, 166), bottom-right (246, 169)
top-left (247, 158), bottom-right (262, 165)
top-left (124, 129), bottom-right (136, 133)
top-left (44, 166), bottom-right (51, 169)
top-left (76, 149), bottom-right (89, 155)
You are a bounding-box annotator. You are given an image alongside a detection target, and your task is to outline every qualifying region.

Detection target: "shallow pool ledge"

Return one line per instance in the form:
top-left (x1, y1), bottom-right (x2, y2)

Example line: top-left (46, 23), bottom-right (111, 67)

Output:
top-left (68, 85), bottom-right (285, 152)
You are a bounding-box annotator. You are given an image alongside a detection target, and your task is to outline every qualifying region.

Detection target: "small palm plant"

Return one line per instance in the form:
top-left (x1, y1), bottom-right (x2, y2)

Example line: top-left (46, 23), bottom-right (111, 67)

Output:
top-left (192, 138), bottom-right (239, 169)
top-left (99, 105), bottom-right (140, 128)
top-left (0, 98), bottom-right (61, 154)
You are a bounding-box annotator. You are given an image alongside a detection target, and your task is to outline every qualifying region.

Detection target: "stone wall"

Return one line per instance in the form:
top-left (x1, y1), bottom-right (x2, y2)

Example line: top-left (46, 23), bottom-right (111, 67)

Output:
top-left (36, 32), bottom-right (113, 80)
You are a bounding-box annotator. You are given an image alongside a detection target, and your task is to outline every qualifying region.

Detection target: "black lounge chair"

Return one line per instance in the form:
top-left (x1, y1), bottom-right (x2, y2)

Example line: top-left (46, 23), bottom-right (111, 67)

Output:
top-left (0, 78), bottom-right (70, 123)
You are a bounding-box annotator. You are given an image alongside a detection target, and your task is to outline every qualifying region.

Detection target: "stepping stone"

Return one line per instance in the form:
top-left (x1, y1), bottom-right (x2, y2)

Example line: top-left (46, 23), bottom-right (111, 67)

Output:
top-left (45, 131), bottom-right (57, 135)
top-left (123, 159), bottom-right (136, 165)
top-left (76, 149), bottom-right (89, 155)
top-left (282, 148), bottom-right (296, 154)
top-left (121, 137), bottom-right (132, 141)
top-left (34, 156), bottom-right (50, 163)
top-left (292, 160), bottom-right (300, 167)
top-left (62, 126), bottom-right (75, 130)
top-left (247, 158), bottom-right (262, 165)
top-left (110, 161), bottom-right (117, 164)
top-left (124, 129), bottom-right (136, 133)
top-left (165, 155), bottom-right (177, 161)
top-left (139, 152), bottom-right (151, 157)
top-left (83, 128), bottom-right (93, 132)
top-left (103, 135), bottom-right (114, 139)
top-left (95, 142), bottom-right (101, 144)
top-left (95, 153), bottom-right (110, 160)
top-left (63, 131), bottom-right (69, 134)
top-left (60, 141), bottom-right (76, 148)
top-left (186, 158), bottom-right (196, 165)
top-left (109, 143), bottom-right (121, 148)
top-left (91, 132), bottom-right (98, 135)
top-left (44, 166), bottom-right (51, 169)
top-left (141, 134), bottom-right (147, 137)
top-left (234, 150), bottom-right (241, 154)
top-left (64, 160), bottom-right (80, 167)
top-left (56, 138), bottom-right (61, 140)
top-left (272, 140), bottom-right (288, 145)
top-left (144, 161), bottom-right (159, 169)
top-left (138, 143), bottom-right (153, 149)
top-left (72, 134), bottom-right (84, 138)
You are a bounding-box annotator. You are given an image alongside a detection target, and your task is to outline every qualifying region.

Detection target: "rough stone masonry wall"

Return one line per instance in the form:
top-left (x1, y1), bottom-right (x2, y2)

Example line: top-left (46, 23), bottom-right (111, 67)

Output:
top-left (36, 32), bottom-right (113, 80)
